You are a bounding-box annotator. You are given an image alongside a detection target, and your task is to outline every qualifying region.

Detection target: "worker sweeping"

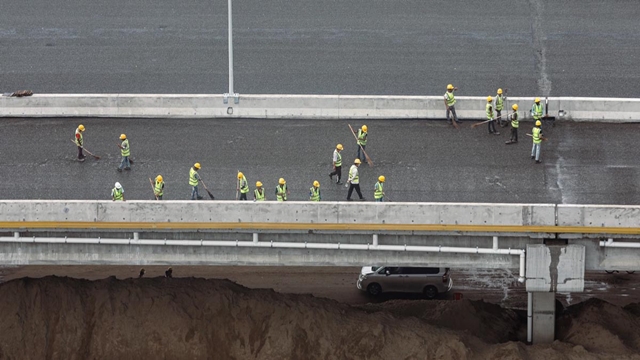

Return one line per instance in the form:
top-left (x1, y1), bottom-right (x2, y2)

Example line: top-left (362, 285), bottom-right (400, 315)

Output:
top-left (531, 97), bottom-right (544, 123)
top-left (75, 124), bottom-right (86, 161)
top-left (495, 88), bottom-right (506, 127)
top-left (444, 84), bottom-right (460, 125)
top-left (531, 120), bottom-right (543, 163)
top-left (189, 163), bottom-right (204, 200)
top-left (111, 182), bottom-right (125, 201)
top-left (309, 181), bottom-right (321, 201)
top-left (347, 159), bottom-right (365, 201)
top-left (276, 178), bottom-right (289, 201)
top-left (374, 176), bottom-right (385, 202)
top-left (237, 172), bottom-right (250, 200)
top-left (506, 104), bottom-right (519, 144)
top-left (117, 134), bottom-right (131, 172)
top-left (154, 175), bottom-right (164, 200)
top-left (486, 96), bottom-right (499, 135)
top-left (329, 144), bottom-right (343, 184)
top-left (356, 125), bottom-right (368, 163)
top-left (254, 181), bottom-right (266, 201)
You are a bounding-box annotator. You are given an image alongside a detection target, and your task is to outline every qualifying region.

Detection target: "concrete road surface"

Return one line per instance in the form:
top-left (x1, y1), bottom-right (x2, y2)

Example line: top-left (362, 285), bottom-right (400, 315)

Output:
top-left (0, 117), bottom-right (638, 204)
top-left (1, 0), bottom-right (639, 96)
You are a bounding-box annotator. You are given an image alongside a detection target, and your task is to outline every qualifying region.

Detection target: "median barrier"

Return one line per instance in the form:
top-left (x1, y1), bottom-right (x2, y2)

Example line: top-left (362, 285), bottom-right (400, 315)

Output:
top-left (1, 94), bottom-right (639, 121)
top-left (557, 205), bottom-right (640, 228)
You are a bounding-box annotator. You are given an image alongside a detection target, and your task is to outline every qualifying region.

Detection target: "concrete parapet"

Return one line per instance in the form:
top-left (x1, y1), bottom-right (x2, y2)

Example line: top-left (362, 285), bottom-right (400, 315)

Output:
top-left (557, 205), bottom-right (640, 227)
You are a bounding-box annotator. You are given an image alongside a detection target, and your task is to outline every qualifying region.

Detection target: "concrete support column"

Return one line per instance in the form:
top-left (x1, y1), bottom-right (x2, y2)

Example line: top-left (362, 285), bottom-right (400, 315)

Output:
top-left (492, 236), bottom-right (498, 250)
top-left (133, 232), bottom-right (139, 241)
top-left (372, 234), bottom-right (378, 247)
top-left (253, 233), bottom-right (259, 243)
top-left (528, 291), bottom-right (556, 344)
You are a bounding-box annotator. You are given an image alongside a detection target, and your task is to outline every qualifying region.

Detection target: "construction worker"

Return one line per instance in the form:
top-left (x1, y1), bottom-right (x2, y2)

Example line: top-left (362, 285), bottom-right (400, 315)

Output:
top-left (310, 181), bottom-right (321, 201)
top-left (111, 182), bottom-right (125, 201)
top-left (75, 124), bottom-right (86, 161)
top-left (237, 172), bottom-right (250, 200)
top-left (347, 159), bottom-right (365, 201)
top-left (531, 97), bottom-right (544, 123)
top-left (374, 176), bottom-right (385, 202)
top-left (189, 163), bottom-right (204, 200)
top-left (329, 144), bottom-right (344, 184)
top-left (495, 88), bottom-right (506, 127)
top-left (275, 178), bottom-right (289, 201)
top-left (154, 175), bottom-right (164, 200)
top-left (506, 104), bottom-right (519, 145)
top-left (486, 96), bottom-right (499, 135)
top-left (117, 134), bottom-right (131, 172)
top-left (356, 125), bottom-right (368, 163)
top-left (444, 84), bottom-right (460, 125)
top-left (254, 181), bottom-right (266, 201)
top-left (531, 120), bottom-right (543, 163)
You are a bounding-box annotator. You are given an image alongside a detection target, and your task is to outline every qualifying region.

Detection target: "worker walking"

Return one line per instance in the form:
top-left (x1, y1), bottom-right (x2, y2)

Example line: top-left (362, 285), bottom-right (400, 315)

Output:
top-left (254, 181), bottom-right (266, 201)
top-left (309, 181), bottom-right (321, 201)
top-left (531, 97), bottom-right (544, 123)
top-left (495, 88), bottom-right (506, 127)
top-left (486, 96), bottom-right (499, 135)
top-left (444, 84), bottom-right (460, 125)
top-left (356, 125), bottom-right (368, 163)
top-left (117, 134), bottom-right (131, 172)
top-left (276, 178), bottom-right (289, 201)
top-left (189, 163), bottom-right (204, 200)
top-left (531, 120), bottom-right (543, 163)
top-left (347, 159), bottom-right (365, 201)
top-left (329, 144), bottom-right (344, 185)
top-left (374, 176), bottom-right (385, 202)
top-left (75, 124), bottom-right (86, 161)
top-left (111, 182), bottom-right (125, 201)
top-left (506, 104), bottom-right (519, 144)
top-left (154, 175), bottom-right (164, 200)
top-left (237, 172), bottom-right (250, 200)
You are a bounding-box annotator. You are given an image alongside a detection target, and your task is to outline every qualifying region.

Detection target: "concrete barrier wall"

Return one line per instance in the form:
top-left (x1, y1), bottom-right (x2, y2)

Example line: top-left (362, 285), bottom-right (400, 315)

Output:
top-left (1, 94), bottom-right (639, 121)
top-left (0, 200), bottom-right (556, 227)
top-left (557, 205), bottom-right (640, 227)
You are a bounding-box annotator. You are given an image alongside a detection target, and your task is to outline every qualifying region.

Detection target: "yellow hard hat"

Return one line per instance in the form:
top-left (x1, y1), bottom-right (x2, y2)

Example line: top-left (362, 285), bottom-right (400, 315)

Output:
top-left (194, 163), bottom-right (201, 169)
top-left (256, 181), bottom-right (263, 187)
top-left (447, 84), bottom-right (454, 90)
top-left (512, 104), bottom-right (518, 111)
top-left (279, 178), bottom-right (286, 185)
top-left (336, 144), bottom-right (343, 150)
top-left (120, 134), bottom-right (126, 140)
top-left (78, 124), bottom-right (85, 131)
top-left (535, 120), bottom-right (542, 126)
top-left (535, 97), bottom-right (541, 103)
top-left (237, 172), bottom-right (244, 179)
top-left (497, 88), bottom-right (503, 94)
top-left (378, 175), bottom-right (385, 183)
top-left (362, 125), bottom-right (368, 132)
top-left (313, 180), bottom-right (320, 187)
top-left (487, 96), bottom-right (493, 102)
top-left (354, 159), bottom-right (361, 164)
top-left (156, 175), bottom-right (163, 182)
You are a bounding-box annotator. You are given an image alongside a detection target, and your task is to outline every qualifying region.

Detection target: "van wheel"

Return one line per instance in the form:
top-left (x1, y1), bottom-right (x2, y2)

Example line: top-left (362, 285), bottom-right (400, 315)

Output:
top-left (367, 283), bottom-right (382, 296)
top-left (423, 286), bottom-right (438, 299)
top-left (627, 271), bottom-right (636, 274)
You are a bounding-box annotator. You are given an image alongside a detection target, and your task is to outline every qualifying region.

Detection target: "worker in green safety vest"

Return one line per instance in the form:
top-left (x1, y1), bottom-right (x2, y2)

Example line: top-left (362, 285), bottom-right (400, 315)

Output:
top-left (189, 163), bottom-right (203, 200)
top-left (117, 133), bottom-right (131, 172)
top-left (374, 176), bottom-right (385, 202)
top-left (275, 178), bottom-right (289, 201)
top-left (309, 181), bottom-right (321, 201)
top-left (154, 175), bottom-right (165, 200)
top-left (444, 84), bottom-right (460, 125)
top-left (329, 144), bottom-right (344, 184)
top-left (486, 96), bottom-right (499, 135)
top-left (111, 182), bottom-right (125, 201)
top-left (495, 88), bottom-right (506, 127)
top-left (531, 120), bottom-right (543, 163)
top-left (237, 172), bottom-right (250, 200)
top-left (254, 181), bottom-right (266, 201)
top-left (356, 125), bottom-right (368, 163)
top-left (531, 97), bottom-right (544, 122)
top-left (506, 104), bottom-right (519, 145)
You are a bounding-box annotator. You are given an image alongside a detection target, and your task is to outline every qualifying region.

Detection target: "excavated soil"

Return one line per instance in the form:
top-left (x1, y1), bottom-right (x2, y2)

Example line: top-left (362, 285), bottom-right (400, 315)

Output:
top-left (0, 276), bottom-right (639, 360)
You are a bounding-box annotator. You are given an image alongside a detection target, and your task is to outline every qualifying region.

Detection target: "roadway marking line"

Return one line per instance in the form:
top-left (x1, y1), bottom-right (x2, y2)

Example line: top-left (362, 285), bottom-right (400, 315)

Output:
top-left (1, 221), bottom-right (639, 234)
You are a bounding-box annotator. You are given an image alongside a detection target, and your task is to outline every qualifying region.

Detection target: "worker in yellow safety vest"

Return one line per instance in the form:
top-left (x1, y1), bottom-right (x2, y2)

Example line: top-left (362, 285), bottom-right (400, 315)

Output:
top-left (309, 181), bottom-right (321, 201)
top-left (189, 163), bottom-right (203, 200)
top-left (495, 88), bottom-right (507, 127)
top-left (356, 125), bottom-right (368, 163)
top-left (154, 175), bottom-right (164, 200)
top-left (444, 84), bottom-right (460, 125)
top-left (486, 96), bottom-right (499, 135)
top-left (329, 144), bottom-right (344, 184)
top-left (237, 172), bottom-right (250, 200)
top-left (275, 178), bottom-right (289, 201)
top-left (254, 181), bottom-right (266, 201)
top-left (117, 133), bottom-right (131, 172)
top-left (531, 97), bottom-right (544, 122)
top-left (531, 120), bottom-right (543, 163)
top-left (506, 104), bottom-right (519, 145)
top-left (111, 182), bottom-right (125, 201)
top-left (347, 159), bottom-right (365, 201)
top-left (374, 176), bottom-right (385, 202)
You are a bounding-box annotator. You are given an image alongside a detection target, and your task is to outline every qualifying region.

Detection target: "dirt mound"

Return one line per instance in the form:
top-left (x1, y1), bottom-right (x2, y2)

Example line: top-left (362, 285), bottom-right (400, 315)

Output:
top-left (0, 276), bottom-right (639, 360)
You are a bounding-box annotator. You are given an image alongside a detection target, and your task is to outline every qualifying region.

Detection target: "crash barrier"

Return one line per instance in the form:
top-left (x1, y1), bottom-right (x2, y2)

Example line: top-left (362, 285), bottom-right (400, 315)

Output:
top-left (1, 94), bottom-right (639, 121)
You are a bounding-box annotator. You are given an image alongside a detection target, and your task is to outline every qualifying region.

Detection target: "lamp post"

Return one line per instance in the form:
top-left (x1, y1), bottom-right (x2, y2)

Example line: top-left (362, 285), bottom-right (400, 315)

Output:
top-left (223, 0), bottom-right (239, 104)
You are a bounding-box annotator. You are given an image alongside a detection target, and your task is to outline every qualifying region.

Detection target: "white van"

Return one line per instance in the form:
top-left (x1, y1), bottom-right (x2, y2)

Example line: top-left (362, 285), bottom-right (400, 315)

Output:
top-left (357, 266), bottom-right (453, 299)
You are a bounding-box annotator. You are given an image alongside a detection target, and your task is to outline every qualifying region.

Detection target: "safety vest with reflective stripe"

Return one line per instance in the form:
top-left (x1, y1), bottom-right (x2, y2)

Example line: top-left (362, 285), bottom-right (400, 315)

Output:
top-left (154, 180), bottom-right (164, 196)
top-left (532, 103), bottom-right (543, 119)
top-left (75, 129), bottom-right (83, 146)
top-left (112, 188), bottom-right (123, 201)
top-left (254, 188), bottom-right (265, 201)
top-left (357, 129), bottom-right (367, 146)
top-left (445, 91), bottom-right (456, 106)
top-left (349, 165), bottom-right (359, 184)
top-left (310, 187), bottom-right (320, 201)
top-left (120, 139), bottom-right (130, 157)
top-left (495, 95), bottom-right (504, 111)
top-left (486, 103), bottom-right (493, 120)
top-left (374, 182), bottom-right (384, 200)
top-left (511, 112), bottom-right (519, 128)
top-left (532, 127), bottom-right (542, 144)
top-left (189, 168), bottom-right (199, 186)
top-left (239, 176), bottom-right (249, 194)
top-left (276, 184), bottom-right (287, 201)
top-left (334, 149), bottom-right (342, 167)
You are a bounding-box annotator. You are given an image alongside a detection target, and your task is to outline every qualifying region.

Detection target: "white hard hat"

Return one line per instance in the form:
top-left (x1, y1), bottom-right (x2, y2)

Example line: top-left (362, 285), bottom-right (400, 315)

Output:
top-left (115, 182), bottom-right (122, 189)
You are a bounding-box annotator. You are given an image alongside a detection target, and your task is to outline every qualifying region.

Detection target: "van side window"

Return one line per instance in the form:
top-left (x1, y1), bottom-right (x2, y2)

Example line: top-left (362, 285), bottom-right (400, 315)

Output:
top-left (402, 267), bottom-right (440, 275)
